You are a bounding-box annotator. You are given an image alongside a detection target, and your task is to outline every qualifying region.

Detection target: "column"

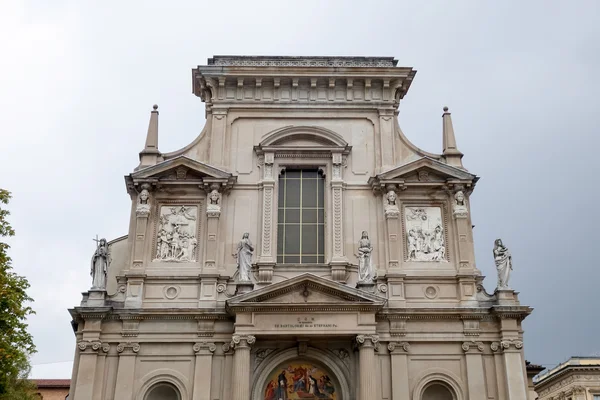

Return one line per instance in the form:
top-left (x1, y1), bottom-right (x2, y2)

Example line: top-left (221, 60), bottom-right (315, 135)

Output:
top-left (231, 335), bottom-right (255, 400)
top-left (388, 342), bottom-right (410, 400)
top-left (462, 342), bottom-right (486, 400)
top-left (113, 342), bottom-right (140, 400)
top-left (356, 335), bottom-right (379, 400)
top-left (499, 340), bottom-right (528, 399)
top-left (330, 152), bottom-right (348, 281)
top-left (192, 341), bottom-right (216, 400)
top-left (73, 341), bottom-right (101, 399)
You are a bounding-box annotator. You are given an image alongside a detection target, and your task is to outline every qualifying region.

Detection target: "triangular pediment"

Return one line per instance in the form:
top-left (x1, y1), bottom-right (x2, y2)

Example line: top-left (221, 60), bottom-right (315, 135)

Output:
top-left (226, 274), bottom-right (386, 312)
top-left (369, 157), bottom-right (477, 189)
top-left (128, 156), bottom-right (237, 187)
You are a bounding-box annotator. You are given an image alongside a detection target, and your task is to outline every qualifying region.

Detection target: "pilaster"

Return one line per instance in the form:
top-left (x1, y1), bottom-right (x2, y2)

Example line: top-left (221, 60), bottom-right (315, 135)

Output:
top-left (131, 183), bottom-right (152, 271)
top-left (388, 341), bottom-right (410, 400)
top-left (258, 152), bottom-right (276, 270)
top-left (209, 109), bottom-right (228, 167)
top-left (462, 341), bottom-right (486, 400)
top-left (203, 184), bottom-right (222, 272)
top-left (356, 334), bottom-right (379, 400)
top-left (378, 109), bottom-right (395, 169)
top-left (113, 342), bottom-right (140, 400)
top-left (73, 341), bottom-right (107, 400)
top-left (231, 335), bottom-right (256, 400)
top-left (492, 340), bottom-right (527, 399)
top-left (192, 341), bottom-right (216, 400)
top-left (330, 152), bottom-right (348, 281)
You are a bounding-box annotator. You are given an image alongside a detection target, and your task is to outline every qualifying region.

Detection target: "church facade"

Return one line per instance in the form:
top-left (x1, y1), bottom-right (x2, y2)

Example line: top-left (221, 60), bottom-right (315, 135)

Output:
top-left (68, 56), bottom-right (532, 400)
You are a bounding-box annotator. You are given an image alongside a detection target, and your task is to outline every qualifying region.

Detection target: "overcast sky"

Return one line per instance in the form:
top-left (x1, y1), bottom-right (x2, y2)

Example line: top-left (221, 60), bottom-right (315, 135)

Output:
top-left (1, 1), bottom-right (598, 379)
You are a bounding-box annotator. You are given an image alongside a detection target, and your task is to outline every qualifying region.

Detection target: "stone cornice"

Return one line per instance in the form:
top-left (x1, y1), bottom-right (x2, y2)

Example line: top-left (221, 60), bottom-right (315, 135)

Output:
top-left (207, 56), bottom-right (399, 68)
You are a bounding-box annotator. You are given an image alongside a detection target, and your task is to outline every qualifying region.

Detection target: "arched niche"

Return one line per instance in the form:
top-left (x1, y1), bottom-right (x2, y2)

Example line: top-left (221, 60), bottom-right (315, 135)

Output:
top-left (144, 382), bottom-right (181, 400)
top-left (412, 369), bottom-right (464, 400)
top-left (252, 347), bottom-right (351, 400)
top-left (257, 125), bottom-right (350, 149)
top-left (422, 382), bottom-right (455, 400)
top-left (135, 368), bottom-right (189, 400)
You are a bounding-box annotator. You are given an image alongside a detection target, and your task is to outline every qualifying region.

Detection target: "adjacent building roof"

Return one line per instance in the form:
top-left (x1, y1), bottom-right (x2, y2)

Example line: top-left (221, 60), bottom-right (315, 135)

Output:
top-left (534, 357), bottom-right (600, 385)
top-left (33, 379), bottom-right (71, 388)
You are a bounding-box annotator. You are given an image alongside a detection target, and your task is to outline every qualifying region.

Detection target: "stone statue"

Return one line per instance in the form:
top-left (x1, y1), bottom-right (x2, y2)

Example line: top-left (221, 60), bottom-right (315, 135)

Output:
top-left (206, 189), bottom-right (221, 214)
top-left (136, 188), bottom-right (151, 216)
top-left (235, 233), bottom-right (254, 282)
top-left (384, 190), bottom-right (399, 217)
top-left (453, 190), bottom-right (468, 217)
top-left (493, 239), bottom-right (512, 289)
top-left (357, 231), bottom-right (375, 283)
top-left (91, 238), bottom-right (109, 289)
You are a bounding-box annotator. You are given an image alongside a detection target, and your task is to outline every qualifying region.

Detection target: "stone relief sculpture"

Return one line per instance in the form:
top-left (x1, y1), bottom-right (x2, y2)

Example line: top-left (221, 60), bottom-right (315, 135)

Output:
top-left (405, 207), bottom-right (446, 262)
top-left (154, 206), bottom-right (198, 262)
top-left (357, 231), bottom-right (375, 283)
top-left (136, 188), bottom-right (151, 216)
top-left (384, 189), bottom-right (400, 217)
top-left (452, 190), bottom-right (468, 218)
top-left (493, 238), bottom-right (512, 289)
top-left (206, 189), bottom-right (221, 214)
top-left (91, 238), bottom-right (109, 289)
top-left (234, 233), bottom-right (254, 282)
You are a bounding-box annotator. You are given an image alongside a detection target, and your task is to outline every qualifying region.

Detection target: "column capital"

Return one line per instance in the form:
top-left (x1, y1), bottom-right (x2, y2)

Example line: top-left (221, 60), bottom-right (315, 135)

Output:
top-left (387, 341), bottom-right (410, 354)
top-left (355, 334), bottom-right (379, 348)
top-left (231, 335), bottom-right (256, 350)
top-left (491, 339), bottom-right (523, 353)
top-left (462, 341), bottom-right (484, 353)
top-left (117, 342), bottom-right (140, 355)
top-left (77, 340), bottom-right (109, 354)
top-left (193, 341), bottom-right (216, 355)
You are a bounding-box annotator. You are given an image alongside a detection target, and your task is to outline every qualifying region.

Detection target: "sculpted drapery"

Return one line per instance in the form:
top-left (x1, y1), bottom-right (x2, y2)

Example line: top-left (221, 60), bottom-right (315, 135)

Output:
top-left (236, 233), bottom-right (254, 282)
top-left (494, 238), bottom-right (512, 289)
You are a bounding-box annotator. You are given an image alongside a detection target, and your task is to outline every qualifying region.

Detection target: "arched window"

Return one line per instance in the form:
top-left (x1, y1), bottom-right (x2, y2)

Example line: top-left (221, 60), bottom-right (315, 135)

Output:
top-left (144, 382), bottom-right (181, 400)
top-left (422, 382), bottom-right (455, 400)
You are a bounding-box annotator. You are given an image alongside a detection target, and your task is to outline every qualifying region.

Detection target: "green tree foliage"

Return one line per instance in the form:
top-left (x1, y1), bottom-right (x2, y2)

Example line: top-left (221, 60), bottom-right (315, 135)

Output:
top-left (0, 189), bottom-right (38, 399)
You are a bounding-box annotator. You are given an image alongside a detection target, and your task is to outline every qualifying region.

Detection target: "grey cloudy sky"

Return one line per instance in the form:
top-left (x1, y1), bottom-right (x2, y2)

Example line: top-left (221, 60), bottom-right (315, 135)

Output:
top-left (1, 1), bottom-right (598, 378)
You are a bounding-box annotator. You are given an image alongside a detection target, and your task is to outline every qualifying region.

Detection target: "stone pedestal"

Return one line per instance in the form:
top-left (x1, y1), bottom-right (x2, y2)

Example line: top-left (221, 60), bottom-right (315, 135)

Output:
top-left (496, 288), bottom-right (517, 305)
top-left (236, 281), bottom-right (254, 295)
top-left (231, 335), bottom-right (255, 400)
top-left (87, 289), bottom-right (106, 307)
top-left (356, 281), bottom-right (376, 294)
top-left (356, 335), bottom-right (379, 400)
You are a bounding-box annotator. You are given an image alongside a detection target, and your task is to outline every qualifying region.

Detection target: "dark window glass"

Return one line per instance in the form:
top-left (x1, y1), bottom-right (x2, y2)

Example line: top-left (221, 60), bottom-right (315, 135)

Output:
top-left (277, 169), bottom-right (325, 264)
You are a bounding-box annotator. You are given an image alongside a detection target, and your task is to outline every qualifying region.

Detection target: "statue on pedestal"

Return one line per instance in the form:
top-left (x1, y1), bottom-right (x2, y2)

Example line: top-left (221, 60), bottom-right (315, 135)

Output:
top-left (493, 239), bottom-right (512, 289)
top-left (235, 233), bottom-right (254, 282)
top-left (357, 231), bottom-right (375, 283)
top-left (91, 237), bottom-right (109, 289)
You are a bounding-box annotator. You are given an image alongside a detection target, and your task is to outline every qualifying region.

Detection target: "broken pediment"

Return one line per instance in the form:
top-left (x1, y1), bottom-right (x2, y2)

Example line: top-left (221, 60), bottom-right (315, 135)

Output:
top-left (126, 155), bottom-right (237, 190)
top-left (226, 273), bottom-right (386, 313)
top-left (368, 157), bottom-right (478, 191)
top-left (255, 126), bottom-right (352, 155)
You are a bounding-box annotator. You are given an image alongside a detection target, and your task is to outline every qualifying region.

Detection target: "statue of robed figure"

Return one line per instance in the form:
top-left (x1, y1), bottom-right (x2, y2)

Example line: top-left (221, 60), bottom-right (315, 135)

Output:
top-left (91, 237), bottom-right (109, 289)
top-left (493, 238), bottom-right (512, 289)
top-left (357, 231), bottom-right (375, 283)
top-left (235, 233), bottom-right (254, 282)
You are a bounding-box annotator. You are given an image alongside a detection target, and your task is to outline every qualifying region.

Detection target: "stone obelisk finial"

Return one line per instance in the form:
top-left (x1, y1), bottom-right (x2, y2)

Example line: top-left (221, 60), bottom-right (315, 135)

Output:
top-left (138, 104), bottom-right (160, 168)
top-left (442, 106), bottom-right (464, 169)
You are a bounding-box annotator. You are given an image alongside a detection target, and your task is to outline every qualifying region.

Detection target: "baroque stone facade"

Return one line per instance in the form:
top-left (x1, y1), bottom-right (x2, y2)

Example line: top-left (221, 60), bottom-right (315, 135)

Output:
top-left (68, 56), bottom-right (532, 400)
top-left (534, 357), bottom-right (600, 400)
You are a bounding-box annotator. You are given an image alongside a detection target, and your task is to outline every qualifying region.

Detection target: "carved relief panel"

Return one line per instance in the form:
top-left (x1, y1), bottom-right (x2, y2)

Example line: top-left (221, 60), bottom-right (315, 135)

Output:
top-left (403, 206), bottom-right (448, 262)
top-left (153, 204), bottom-right (201, 262)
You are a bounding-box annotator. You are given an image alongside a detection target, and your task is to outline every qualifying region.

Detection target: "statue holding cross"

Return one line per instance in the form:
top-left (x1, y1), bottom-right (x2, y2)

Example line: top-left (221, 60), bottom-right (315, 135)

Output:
top-left (91, 235), bottom-right (109, 290)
